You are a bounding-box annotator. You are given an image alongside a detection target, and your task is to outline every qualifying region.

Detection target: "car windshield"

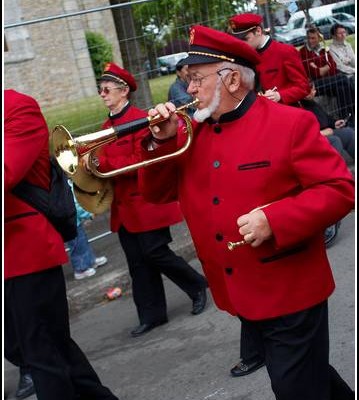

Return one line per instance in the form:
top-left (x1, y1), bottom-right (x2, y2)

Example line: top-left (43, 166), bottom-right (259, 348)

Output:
top-left (333, 13), bottom-right (354, 21)
top-left (287, 17), bottom-right (304, 30)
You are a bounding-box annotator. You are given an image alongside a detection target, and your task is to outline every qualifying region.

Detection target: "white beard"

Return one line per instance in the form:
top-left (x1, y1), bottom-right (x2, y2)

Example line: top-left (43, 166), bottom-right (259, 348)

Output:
top-left (193, 76), bottom-right (222, 123)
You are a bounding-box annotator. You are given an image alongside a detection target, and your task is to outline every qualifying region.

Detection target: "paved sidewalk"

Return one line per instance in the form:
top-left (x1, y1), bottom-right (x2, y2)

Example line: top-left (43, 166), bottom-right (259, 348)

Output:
top-left (63, 214), bottom-right (197, 316)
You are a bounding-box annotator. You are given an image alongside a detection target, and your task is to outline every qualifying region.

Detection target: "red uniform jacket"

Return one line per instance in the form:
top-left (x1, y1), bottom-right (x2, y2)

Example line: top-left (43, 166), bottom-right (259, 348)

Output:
top-left (299, 44), bottom-right (337, 80)
top-left (98, 103), bottom-right (183, 233)
top-left (4, 89), bottom-right (68, 280)
top-left (140, 92), bottom-right (354, 320)
top-left (257, 38), bottom-right (311, 105)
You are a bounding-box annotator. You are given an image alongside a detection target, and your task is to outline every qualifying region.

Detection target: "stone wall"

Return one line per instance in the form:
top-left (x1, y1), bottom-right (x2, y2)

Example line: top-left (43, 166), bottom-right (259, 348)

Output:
top-left (4, 0), bottom-right (122, 108)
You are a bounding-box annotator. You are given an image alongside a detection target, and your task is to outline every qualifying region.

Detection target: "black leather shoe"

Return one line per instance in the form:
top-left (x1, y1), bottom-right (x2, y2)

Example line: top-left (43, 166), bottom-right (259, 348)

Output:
top-left (230, 359), bottom-right (265, 377)
top-left (191, 288), bottom-right (207, 315)
top-left (130, 319), bottom-right (168, 337)
top-left (16, 373), bottom-right (35, 399)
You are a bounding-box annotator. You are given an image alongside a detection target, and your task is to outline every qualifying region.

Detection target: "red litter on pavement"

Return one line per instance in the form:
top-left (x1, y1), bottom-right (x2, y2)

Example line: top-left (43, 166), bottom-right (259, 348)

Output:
top-left (105, 287), bottom-right (122, 300)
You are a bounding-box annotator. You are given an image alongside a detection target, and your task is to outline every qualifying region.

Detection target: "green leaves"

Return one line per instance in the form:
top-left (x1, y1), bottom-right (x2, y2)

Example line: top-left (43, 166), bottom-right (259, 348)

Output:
top-left (85, 31), bottom-right (114, 80)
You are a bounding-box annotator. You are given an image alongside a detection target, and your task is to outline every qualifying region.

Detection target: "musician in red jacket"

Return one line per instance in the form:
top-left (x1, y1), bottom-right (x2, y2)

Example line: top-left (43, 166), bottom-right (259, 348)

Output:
top-left (139, 25), bottom-right (355, 399)
top-left (4, 89), bottom-right (119, 400)
top-left (228, 13), bottom-right (311, 106)
top-left (86, 63), bottom-right (208, 337)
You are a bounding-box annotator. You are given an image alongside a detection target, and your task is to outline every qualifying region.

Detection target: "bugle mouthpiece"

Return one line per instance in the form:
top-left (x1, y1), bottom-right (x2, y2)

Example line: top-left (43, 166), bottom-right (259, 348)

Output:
top-left (148, 98), bottom-right (199, 126)
top-left (227, 240), bottom-right (247, 251)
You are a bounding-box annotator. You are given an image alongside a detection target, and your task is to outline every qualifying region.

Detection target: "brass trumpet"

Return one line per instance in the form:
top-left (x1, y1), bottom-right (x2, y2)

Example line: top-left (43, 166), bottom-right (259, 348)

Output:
top-left (51, 99), bottom-right (198, 213)
top-left (52, 99), bottom-right (198, 178)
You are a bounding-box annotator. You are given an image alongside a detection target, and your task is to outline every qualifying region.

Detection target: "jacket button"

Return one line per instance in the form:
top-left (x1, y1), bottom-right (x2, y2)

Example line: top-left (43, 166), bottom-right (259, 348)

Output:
top-left (215, 233), bottom-right (223, 241)
top-left (214, 125), bottom-right (222, 134)
top-left (225, 267), bottom-right (233, 275)
top-left (213, 197), bottom-right (220, 205)
top-left (213, 160), bottom-right (221, 168)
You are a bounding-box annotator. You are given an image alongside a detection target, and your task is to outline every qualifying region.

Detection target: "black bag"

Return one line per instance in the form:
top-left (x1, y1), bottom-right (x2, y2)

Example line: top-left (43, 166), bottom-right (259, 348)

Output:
top-left (12, 157), bottom-right (78, 242)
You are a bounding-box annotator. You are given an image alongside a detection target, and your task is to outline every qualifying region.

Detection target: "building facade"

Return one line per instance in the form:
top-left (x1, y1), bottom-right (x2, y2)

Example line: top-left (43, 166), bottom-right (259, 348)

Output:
top-left (4, 0), bottom-right (122, 108)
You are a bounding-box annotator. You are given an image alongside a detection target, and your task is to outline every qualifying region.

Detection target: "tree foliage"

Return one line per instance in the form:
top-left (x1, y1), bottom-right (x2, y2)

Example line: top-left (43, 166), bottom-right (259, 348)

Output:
top-left (85, 31), bottom-right (113, 80)
top-left (132, 0), bottom-right (255, 56)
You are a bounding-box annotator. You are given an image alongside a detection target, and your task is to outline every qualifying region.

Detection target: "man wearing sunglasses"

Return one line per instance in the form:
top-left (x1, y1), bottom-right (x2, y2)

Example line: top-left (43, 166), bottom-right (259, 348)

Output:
top-left (139, 25), bottom-right (355, 400)
top-left (228, 13), bottom-right (311, 106)
top-left (86, 62), bottom-right (208, 337)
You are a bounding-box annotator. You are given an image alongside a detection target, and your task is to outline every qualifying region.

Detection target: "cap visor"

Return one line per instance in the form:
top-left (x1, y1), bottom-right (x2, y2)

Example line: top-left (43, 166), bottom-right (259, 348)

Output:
top-left (97, 76), bottom-right (121, 84)
top-left (181, 54), bottom-right (224, 66)
top-left (229, 31), bottom-right (249, 40)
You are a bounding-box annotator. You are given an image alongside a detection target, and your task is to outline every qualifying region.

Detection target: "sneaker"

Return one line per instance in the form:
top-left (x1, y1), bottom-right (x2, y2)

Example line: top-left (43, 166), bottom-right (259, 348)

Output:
top-left (93, 256), bottom-right (108, 269)
top-left (324, 221), bottom-right (341, 248)
top-left (74, 267), bottom-right (96, 280)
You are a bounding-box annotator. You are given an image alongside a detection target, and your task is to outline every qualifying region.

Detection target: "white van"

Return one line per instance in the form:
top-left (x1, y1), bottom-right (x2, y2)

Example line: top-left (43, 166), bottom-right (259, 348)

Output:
top-left (286, 1), bottom-right (350, 31)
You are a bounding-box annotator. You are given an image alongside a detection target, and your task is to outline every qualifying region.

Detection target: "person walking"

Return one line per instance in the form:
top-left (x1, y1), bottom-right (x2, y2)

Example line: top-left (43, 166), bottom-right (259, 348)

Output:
top-left (227, 12), bottom-right (311, 106)
top-left (66, 180), bottom-right (108, 280)
top-left (83, 62), bottom-right (208, 337)
top-left (139, 25), bottom-right (355, 400)
top-left (4, 89), bottom-right (119, 400)
top-left (226, 12), bottom-right (313, 375)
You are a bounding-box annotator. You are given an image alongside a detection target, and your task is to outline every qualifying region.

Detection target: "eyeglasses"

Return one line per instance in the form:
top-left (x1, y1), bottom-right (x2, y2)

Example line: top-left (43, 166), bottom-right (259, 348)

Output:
top-left (188, 68), bottom-right (234, 88)
top-left (97, 86), bottom-right (124, 95)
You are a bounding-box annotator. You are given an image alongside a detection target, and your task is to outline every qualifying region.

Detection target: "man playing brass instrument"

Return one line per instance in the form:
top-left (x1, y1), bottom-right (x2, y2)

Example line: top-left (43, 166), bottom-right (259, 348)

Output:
top-left (83, 62), bottom-right (208, 337)
top-left (139, 25), bottom-right (355, 399)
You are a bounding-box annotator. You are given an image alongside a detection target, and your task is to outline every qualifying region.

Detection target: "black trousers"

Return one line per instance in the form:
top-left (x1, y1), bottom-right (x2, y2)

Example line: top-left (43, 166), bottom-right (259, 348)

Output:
top-left (239, 301), bottom-right (354, 400)
top-left (118, 225), bottom-right (207, 324)
top-left (5, 266), bottom-right (118, 400)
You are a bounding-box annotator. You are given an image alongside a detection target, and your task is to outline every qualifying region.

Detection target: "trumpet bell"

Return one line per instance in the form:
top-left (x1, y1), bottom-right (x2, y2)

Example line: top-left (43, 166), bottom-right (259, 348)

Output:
top-left (73, 179), bottom-right (114, 214)
top-left (71, 161), bottom-right (105, 193)
top-left (70, 161), bottom-right (114, 214)
top-left (51, 125), bottom-right (79, 175)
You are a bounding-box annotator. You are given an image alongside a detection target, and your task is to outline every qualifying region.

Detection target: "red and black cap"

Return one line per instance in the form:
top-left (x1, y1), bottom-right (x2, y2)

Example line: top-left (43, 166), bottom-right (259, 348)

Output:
top-left (180, 25), bottom-right (260, 70)
top-left (228, 13), bottom-right (263, 39)
top-left (98, 62), bottom-right (137, 92)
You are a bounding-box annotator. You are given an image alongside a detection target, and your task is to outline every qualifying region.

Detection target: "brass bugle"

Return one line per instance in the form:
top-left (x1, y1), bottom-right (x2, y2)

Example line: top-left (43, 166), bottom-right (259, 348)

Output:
top-left (52, 99), bottom-right (199, 178)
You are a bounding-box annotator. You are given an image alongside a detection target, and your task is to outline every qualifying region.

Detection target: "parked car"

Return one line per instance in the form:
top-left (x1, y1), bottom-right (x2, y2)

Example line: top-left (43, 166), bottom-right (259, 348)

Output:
top-left (311, 15), bottom-right (355, 39)
top-left (156, 52), bottom-right (188, 75)
top-left (272, 25), bottom-right (306, 47)
top-left (144, 60), bottom-right (161, 79)
top-left (274, 13), bottom-right (356, 47)
top-left (332, 12), bottom-right (355, 23)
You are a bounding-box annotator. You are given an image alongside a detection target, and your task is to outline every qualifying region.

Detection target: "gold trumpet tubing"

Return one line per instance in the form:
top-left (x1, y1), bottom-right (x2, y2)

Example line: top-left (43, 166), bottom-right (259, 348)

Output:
top-left (88, 110), bottom-right (193, 178)
top-left (52, 99), bottom-right (198, 178)
top-left (74, 128), bottom-right (117, 157)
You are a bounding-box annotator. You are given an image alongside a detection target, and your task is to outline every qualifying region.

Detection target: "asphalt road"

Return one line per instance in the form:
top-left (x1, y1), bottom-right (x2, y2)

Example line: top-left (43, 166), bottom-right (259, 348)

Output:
top-left (4, 211), bottom-right (356, 400)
